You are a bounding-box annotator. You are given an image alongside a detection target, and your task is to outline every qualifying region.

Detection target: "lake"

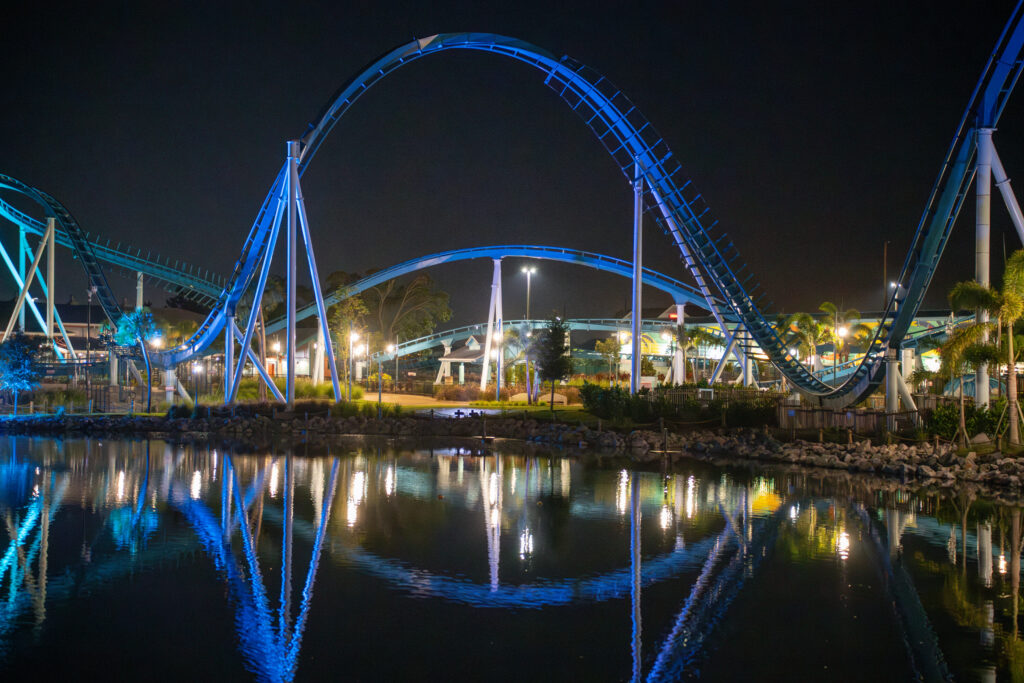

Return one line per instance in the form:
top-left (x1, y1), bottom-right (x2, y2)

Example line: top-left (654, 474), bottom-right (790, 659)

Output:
top-left (0, 436), bottom-right (1018, 681)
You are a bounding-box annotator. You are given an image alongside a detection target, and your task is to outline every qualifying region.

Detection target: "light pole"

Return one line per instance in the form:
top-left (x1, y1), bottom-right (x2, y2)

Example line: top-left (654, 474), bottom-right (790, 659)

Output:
top-left (521, 266), bottom-right (536, 320)
top-left (387, 343), bottom-right (396, 393)
top-left (86, 286), bottom-right (97, 402)
top-left (348, 328), bottom-right (359, 401)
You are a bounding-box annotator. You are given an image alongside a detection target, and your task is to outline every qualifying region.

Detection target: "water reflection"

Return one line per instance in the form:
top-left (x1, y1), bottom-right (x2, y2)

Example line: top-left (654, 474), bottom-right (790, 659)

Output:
top-left (4, 439), bottom-right (1024, 679)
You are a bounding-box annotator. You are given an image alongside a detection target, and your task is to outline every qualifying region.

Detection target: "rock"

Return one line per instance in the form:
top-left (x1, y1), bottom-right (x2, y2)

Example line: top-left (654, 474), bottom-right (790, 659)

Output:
top-left (916, 465), bottom-right (937, 479)
top-left (971, 433), bottom-right (992, 445)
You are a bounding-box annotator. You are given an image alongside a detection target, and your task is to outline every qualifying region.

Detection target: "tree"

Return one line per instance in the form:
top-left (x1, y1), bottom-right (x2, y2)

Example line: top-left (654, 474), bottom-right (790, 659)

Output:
top-left (0, 331), bottom-right (39, 415)
top-left (595, 336), bottom-right (621, 385)
top-left (787, 312), bottom-right (830, 371)
top-left (641, 356), bottom-right (656, 376)
top-left (948, 250), bottom-right (1024, 445)
top-left (115, 309), bottom-right (159, 413)
top-left (363, 273), bottom-right (452, 341)
top-left (537, 316), bottom-right (573, 409)
top-left (818, 302), bottom-right (870, 363)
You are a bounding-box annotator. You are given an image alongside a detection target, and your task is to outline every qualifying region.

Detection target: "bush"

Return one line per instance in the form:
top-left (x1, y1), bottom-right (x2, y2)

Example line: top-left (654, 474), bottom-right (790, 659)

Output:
top-left (579, 382), bottom-right (775, 427)
top-left (924, 398), bottom-right (1004, 440)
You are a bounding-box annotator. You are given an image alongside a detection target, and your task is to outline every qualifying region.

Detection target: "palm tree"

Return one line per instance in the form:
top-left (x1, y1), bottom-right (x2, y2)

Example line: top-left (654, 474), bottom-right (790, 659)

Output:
top-left (819, 302), bottom-right (870, 364)
top-left (787, 312), bottom-right (829, 372)
top-left (949, 250), bottom-right (1024, 446)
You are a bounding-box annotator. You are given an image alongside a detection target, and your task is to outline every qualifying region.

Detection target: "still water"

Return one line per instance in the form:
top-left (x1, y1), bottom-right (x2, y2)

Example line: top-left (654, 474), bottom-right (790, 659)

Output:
top-left (0, 437), bottom-right (1020, 681)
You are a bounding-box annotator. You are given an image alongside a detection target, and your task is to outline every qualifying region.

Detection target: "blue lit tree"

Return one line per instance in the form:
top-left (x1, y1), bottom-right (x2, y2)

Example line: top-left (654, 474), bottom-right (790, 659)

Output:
top-left (115, 309), bottom-right (159, 413)
top-left (0, 330), bottom-right (40, 415)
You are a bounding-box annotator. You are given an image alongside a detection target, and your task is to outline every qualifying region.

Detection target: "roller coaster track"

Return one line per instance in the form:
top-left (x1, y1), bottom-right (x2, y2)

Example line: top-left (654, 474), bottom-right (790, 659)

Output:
top-left (8, 10), bottom-right (1024, 409)
top-left (0, 181), bottom-right (225, 307)
top-left (262, 244), bottom-right (723, 336)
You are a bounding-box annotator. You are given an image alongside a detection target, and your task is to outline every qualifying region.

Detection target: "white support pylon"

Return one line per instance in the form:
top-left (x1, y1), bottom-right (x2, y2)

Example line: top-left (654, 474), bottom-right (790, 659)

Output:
top-left (672, 303), bottom-right (685, 384)
top-left (630, 162), bottom-right (643, 394)
top-left (136, 271), bottom-right (143, 309)
top-left (45, 217), bottom-right (54, 340)
top-left (480, 259), bottom-right (502, 391)
top-left (976, 128), bottom-right (993, 408)
top-left (18, 225), bottom-right (25, 331)
top-left (286, 141), bottom-right (299, 409)
top-left (991, 144), bottom-right (1024, 243)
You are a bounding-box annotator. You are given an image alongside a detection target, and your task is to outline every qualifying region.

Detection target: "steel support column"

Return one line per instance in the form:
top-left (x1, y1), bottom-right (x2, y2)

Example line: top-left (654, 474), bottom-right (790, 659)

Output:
top-left (286, 141), bottom-right (299, 409)
top-left (885, 349), bottom-right (899, 429)
top-left (224, 315), bottom-right (234, 399)
top-left (976, 128), bottom-right (993, 407)
top-left (630, 163), bottom-right (643, 394)
top-left (135, 271), bottom-right (143, 309)
top-left (991, 144), bottom-right (1024, 243)
top-left (673, 303), bottom-right (685, 384)
top-left (480, 259), bottom-right (501, 391)
top-left (18, 225), bottom-right (25, 330)
top-left (45, 217), bottom-right (54, 339)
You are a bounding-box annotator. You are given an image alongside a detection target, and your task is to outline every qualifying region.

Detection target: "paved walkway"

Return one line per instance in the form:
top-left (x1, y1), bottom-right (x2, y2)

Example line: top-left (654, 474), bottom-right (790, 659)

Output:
top-left (374, 392), bottom-right (468, 407)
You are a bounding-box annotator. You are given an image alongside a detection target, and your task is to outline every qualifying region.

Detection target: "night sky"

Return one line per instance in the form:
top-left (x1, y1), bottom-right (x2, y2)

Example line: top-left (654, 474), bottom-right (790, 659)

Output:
top-left (2, 1), bottom-right (1023, 328)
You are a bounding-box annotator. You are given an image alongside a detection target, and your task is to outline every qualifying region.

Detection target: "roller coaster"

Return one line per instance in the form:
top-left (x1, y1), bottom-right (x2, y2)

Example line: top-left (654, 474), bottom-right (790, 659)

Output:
top-left (2, 6), bottom-right (1023, 409)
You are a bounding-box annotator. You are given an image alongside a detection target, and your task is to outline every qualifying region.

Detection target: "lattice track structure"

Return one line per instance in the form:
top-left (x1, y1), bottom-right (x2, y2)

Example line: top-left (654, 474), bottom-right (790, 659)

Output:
top-left (7, 13), bottom-right (1024, 408)
top-left (0, 176), bottom-right (226, 319)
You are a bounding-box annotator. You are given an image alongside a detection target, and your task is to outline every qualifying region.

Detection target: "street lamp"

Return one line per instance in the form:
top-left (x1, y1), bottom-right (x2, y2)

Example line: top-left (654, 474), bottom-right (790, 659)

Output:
top-left (521, 266), bottom-right (536, 319)
top-left (86, 285), bottom-right (97, 404)
top-left (386, 343), bottom-right (396, 393)
top-left (348, 329), bottom-right (360, 401)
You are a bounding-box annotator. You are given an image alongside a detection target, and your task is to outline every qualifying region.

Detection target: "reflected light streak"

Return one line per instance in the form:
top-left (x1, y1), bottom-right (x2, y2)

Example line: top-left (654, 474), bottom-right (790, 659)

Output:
top-left (116, 471), bottom-right (126, 502)
top-left (519, 528), bottom-right (534, 559)
top-left (837, 531), bottom-right (851, 561)
top-left (685, 476), bottom-right (696, 519)
top-left (190, 471), bottom-right (201, 500)
top-left (660, 505), bottom-right (673, 531)
top-left (270, 463), bottom-right (280, 498)
top-left (489, 472), bottom-right (499, 504)
top-left (347, 471), bottom-right (367, 527)
top-left (617, 470), bottom-right (629, 515)
top-left (999, 554), bottom-right (1007, 575)
top-left (384, 467), bottom-right (395, 497)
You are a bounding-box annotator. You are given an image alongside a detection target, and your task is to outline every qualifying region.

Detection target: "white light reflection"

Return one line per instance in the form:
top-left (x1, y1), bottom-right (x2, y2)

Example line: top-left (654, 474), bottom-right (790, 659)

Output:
top-left (999, 554), bottom-right (1008, 575)
top-left (510, 467), bottom-right (517, 496)
top-left (489, 472), bottom-right (499, 504)
top-left (616, 470), bottom-right (629, 515)
top-left (685, 475), bottom-right (696, 519)
top-left (190, 471), bottom-right (201, 500)
top-left (269, 463), bottom-right (279, 498)
top-left (347, 471), bottom-right (367, 527)
top-left (116, 471), bottom-right (126, 502)
top-left (660, 504), bottom-right (673, 531)
top-left (519, 528), bottom-right (534, 559)
top-left (384, 466), bottom-right (395, 497)
top-left (490, 507), bottom-right (501, 529)
top-left (789, 504), bottom-right (799, 521)
top-left (837, 531), bottom-right (851, 561)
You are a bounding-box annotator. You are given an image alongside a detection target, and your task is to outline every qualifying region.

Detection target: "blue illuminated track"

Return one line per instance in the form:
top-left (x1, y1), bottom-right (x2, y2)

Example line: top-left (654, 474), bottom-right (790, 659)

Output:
top-left (262, 244), bottom-right (724, 335)
top-left (0, 177), bottom-right (224, 308)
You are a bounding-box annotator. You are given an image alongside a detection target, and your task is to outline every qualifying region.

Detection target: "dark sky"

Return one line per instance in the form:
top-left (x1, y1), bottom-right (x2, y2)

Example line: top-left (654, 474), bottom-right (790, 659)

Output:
top-left (2, 0), bottom-right (1023, 327)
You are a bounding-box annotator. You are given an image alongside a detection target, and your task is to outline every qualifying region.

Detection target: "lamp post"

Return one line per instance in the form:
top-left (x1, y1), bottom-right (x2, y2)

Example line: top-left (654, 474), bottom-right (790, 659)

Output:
top-left (348, 328), bottom-right (359, 401)
top-left (387, 343), bottom-right (396, 393)
top-left (86, 285), bottom-right (97, 402)
top-left (660, 329), bottom-right (673, 385)
top-left (376, 350), bottom-right (383, 419)
top-left (521, 266), bottom-right (536, 320)
top-left (521, 267), bottom-right (535, 403)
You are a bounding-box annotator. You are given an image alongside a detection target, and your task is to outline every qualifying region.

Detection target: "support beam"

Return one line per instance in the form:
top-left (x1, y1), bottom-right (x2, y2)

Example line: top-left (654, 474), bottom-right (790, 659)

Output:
top-left (991, 143), bottom-right (1024, 246)
top-left (295, 181), bottom-right (342, 402)
top-left (136, 271), bottom-right (143, 309)
top-left (286, 140), bottom-right (299, 409)
top-left (45, 217), bottom-right (54, 339)
top-left (885, 349), bottom-right (899, 429)
top-left (480, 259), bottom-right (501, 391)
top-left (165, 367), bottom-right (177, 406)
top-left (18, 226), bottom-right (26, 331)
top-left (3, 220), bottom-right (53, 342)
top-left (630, 163), bottom-right (643, 394)
top-left (224, 316), bottom-right (235, 399)
top-left (673, 304), bottom-right (685, 384)
top-left (976, 128), bottom-right (993, 408)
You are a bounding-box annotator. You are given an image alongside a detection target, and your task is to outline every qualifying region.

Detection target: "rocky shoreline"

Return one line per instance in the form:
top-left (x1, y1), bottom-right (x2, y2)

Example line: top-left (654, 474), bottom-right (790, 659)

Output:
top-left (0, 411), bottom-right (1016, 490)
